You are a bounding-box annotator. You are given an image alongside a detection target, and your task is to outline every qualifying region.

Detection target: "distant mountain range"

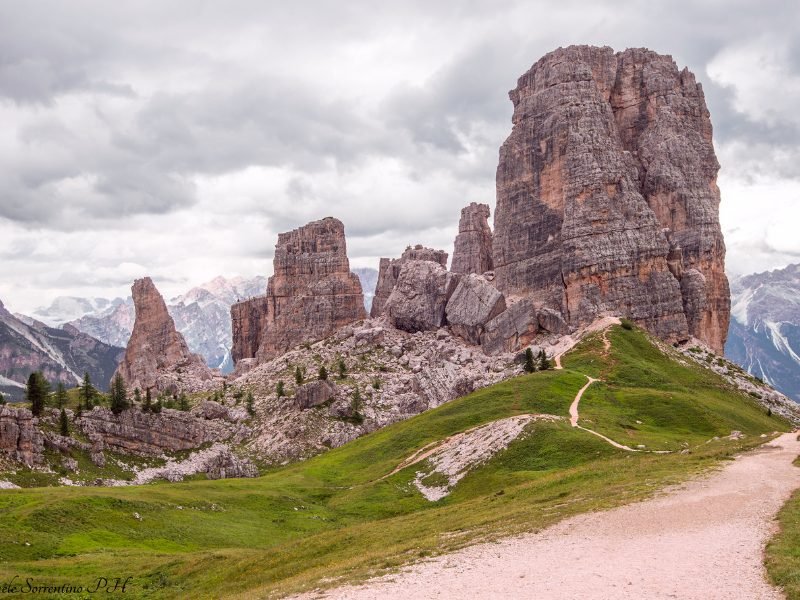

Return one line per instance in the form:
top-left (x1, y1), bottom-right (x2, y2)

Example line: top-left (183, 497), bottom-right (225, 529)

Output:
top-left (28, 270), bottom-right (379, 376)
top-left (0, 300), bottom-right (124, 400)
top-left (725, 263), bottom-right (800, 403)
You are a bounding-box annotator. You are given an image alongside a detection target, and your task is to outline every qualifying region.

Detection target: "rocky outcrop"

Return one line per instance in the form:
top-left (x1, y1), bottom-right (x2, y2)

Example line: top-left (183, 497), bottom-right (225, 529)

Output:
top-left (294, 380), bottom-right (336, 409)
top-left (445, 274), bottom-right (506, 344)
top-left (0, 406), bottom-right (43, 466)
top-left (451, 203), bottom-right (493, 275)
top-left (114, 277), bottom-right (215, 394)
top-left (79, 407), bottom-right (248, 457)
top-left (230, 218), bottom-right (366, 363)
top-left (383, 261), bottom-right (460, 333)
top-left (480, 298), bottom-right (539, 355)
top-left (371, 246), bottom-right (448, 318)
top-left (492, 45), bottom-right (730, 353)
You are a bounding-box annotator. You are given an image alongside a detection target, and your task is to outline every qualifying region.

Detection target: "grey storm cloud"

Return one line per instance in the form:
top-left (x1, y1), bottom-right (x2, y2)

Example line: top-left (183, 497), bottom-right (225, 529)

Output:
top-left (0, 0), bottom-right (799, 311)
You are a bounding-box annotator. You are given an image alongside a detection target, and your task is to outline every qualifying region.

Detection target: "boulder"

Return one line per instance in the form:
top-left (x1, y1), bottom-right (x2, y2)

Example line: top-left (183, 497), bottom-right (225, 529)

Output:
top-left (445, 274), bottom-right (506, 344)
top-left (371, 245), bottom-right (448, 318)
top-left (383, 261), bottom-right (460, 333)
top-left (294, 380), bottom-right (337, 409)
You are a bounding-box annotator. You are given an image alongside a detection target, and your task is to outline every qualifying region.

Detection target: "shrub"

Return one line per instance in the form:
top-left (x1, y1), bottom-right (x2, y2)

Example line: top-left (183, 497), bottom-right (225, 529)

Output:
top-left (620, 318), bottom-right (634, 330)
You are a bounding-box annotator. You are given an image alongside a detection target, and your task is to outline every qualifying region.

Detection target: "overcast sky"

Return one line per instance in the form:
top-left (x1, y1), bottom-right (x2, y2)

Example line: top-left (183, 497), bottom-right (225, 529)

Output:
top-left (1, 0), bottom-right (798, 313)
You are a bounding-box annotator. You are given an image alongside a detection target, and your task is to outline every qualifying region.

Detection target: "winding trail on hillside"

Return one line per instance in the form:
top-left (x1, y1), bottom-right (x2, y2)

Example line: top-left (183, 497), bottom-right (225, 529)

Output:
top-left (295, 432), bottom-right (800, 600)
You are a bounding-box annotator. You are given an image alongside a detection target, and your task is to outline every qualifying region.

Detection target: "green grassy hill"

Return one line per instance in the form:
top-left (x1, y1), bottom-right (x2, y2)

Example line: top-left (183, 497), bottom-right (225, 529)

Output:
top-left (0, 325), bottom-right (788, 599)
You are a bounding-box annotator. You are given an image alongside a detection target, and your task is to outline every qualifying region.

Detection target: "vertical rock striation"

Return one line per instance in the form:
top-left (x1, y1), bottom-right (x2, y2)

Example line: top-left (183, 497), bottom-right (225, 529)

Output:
top-left (230, 217), bottom-right (366, 363)
top-left (114, 277), bottom-right (214, 393)
top-left (493, 45), bottom-right (729, 352)
top-left (0, 406), bottom-right (43, 466)
top-left (451, 203), bottom-right (494, 275)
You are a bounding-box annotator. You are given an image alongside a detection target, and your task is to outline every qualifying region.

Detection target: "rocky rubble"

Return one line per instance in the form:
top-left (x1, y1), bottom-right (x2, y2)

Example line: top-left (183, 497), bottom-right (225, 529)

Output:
top-left (492, 45), bottom-right (730, 353)
top-left (230, 317), bottom-right (520, 463)
top-left (114, 277), bottom-right (216, 394)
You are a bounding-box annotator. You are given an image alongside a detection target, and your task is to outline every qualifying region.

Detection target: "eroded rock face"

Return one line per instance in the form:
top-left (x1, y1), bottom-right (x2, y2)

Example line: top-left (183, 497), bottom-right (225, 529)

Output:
top-left (493, 45), bottom-right (730, 353)
top-left (230, 218), bottom-right (366, 363)
top-left (371, 245), bottom-right (448, 318)
top-left (230, 296), bottom-right (269, 364)
top-left (0, 406), bottom-right (43, 466)
top-left (79, 407), bottom-right (247, 457)
top-left (445, 274), bottom-right (506, 344)
top-left (451, 203), bottom-right (493, 275)
top-left (114, 278), bottom-right (214, 393)
top-left (383, 261), bottom-right (460, 332)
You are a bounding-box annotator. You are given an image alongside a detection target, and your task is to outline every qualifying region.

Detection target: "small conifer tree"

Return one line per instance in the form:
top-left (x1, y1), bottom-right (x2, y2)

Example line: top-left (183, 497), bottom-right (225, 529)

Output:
top-left (318, 365), bottom-right (328, 381)
top-left (59, 407), bottom-right (70, 436)
top-left (178, 393), bottom-right (189, 411)
top-left (26, 372), bottom-right (48, 417)
top-left (539, 349), bottom-right (551, 371)
top-left (276, 381), bottom-right (285, 398)
top-left (246, 391), bottom-right (255, 416)
top-left (143, 389), bottom-right (152, 412)
top-left (110, 373), bottom-right (129, 415)
top-left (55, 382), bottom-right (68, 408)
top-left (337, 358), bottom-right (347, 380)
top-left (294, 365), bottom-right (304, 385)
top-left (524, 348), bottom-right (536, 373)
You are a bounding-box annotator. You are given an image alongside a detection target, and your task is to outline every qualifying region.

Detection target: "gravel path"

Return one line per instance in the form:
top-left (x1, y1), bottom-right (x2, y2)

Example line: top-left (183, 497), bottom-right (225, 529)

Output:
top-left (297, 432), bottom-right (800, 600)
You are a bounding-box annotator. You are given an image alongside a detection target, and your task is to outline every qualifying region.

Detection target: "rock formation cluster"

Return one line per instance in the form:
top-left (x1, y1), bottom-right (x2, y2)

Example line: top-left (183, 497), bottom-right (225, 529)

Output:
top-left (231, 217), bottom-right (366, 364)
top-left (114, 277), bottom-right (215, 393)
top-left (370, 245), bottom-right (448, 318)
top-left (492, 45), bottom-right (729, 352)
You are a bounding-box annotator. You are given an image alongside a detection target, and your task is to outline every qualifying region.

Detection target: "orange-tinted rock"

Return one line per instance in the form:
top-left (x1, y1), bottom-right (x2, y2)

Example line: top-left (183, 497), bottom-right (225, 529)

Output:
top-left (230, 295), bottom-right (269, 364)
top-left (114, 277), bottom-right (214, 393)
top-left (493, 45), bottom-right (730, 352)
top-left (451, 203), bottom-right (493, 275)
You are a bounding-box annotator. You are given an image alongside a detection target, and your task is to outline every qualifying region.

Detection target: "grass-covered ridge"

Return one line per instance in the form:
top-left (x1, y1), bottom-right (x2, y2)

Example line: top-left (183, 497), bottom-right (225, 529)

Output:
top-left (0, 325), bottom-right (788, 598)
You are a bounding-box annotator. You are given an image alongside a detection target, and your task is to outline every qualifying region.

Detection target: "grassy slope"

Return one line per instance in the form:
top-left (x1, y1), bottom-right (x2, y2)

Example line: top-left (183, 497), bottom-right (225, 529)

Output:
top-left (0, 326), bottom-right (788, 599)
top-left (766, 447), bottom-right (800, 600)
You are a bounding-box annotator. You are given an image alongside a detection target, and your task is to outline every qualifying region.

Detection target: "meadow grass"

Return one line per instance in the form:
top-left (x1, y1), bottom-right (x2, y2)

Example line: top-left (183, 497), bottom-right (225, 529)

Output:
top-left (0, 325), bottom-right (788, 599)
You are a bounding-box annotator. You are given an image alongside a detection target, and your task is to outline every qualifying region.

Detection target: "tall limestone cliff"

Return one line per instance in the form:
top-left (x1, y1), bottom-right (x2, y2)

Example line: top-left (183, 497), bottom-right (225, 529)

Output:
top-left (492, 45), bottom-right (730, 353)
top-left (231, 217), bottom-right (366, 363)
top-left (114, 277), bottom-right (214, 393)
top-left (451, 203), bottom-right (493, 275)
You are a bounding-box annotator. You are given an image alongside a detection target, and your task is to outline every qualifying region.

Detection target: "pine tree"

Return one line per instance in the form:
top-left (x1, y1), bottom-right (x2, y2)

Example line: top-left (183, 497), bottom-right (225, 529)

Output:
top-left (80, 372), bottom-right (95, 411)
top-left (539, 349), bottom-right (551, 371)
top-left (26, 372), bottom-right (48, 417)
top-left (246, 391), bottom-right (255, 416)
top-left (55, 382), bottom-right (68, 408)
top-left (276, 381), bottom-right (285, 398)
top-left (318, 365), bottom-right (328, 381)
top-left (143, 389), bottom-right (152, 413)
top-left (294, 365), bottom-right (304, 385)
top-left (152, 398), bottom-right (162, 414)
top-left (178, 393), bottom-right (189, 411)
top-left (524, 348), bottom-right (536, 373)
top-left (133, 388), bottom-right (142, 406)
top-left (59, 407), bottom-right (70, 436)
top-left (337, 358), bottom-right (347, 380)
top-left (0, 391), bottom-right (6, 405)
top-left (109, 373), bottom-right (129, 415)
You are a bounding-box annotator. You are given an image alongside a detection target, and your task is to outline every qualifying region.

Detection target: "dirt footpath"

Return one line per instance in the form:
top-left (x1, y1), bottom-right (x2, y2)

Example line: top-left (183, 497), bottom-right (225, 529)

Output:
top-left (298, 432), bottom-right (800, 600)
